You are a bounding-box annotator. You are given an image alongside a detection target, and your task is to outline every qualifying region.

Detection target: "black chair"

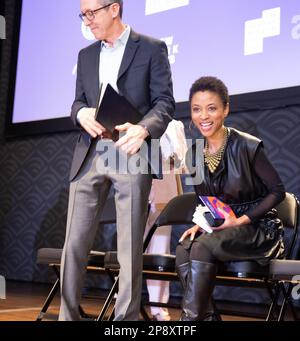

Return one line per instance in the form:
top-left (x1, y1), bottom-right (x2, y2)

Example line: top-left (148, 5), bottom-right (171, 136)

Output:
top-left (98, 192), bottom-right (198, 320)
top-left (36, 249), bottom-right (111, 320)
top-left (214, 192), bottom-right (300, 320)
top-left (35, 196), bottom-right (117, 321)
top-left (266, 193), bottom-right (300, 321)
top-left (102, 192), bottom-right (299, 321)
top-left (268, 259), bottom-right (300, 321)
top-left (98, 251), bottom-right (178, 321)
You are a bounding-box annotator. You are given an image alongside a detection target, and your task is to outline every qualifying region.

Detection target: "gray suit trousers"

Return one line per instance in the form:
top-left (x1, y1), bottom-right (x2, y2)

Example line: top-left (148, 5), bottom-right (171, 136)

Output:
top-left (59, 140), bottom-right (152, 321)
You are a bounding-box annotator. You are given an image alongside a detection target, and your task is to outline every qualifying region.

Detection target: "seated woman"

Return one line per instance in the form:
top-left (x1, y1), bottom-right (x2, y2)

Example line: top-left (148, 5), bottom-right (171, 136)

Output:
top-left (176, 76), bottom-right (285, 321)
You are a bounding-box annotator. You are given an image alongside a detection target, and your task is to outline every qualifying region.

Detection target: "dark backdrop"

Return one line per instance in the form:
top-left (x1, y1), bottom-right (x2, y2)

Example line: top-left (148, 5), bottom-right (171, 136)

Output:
top-left (0, 0), bottom-right (299, 305)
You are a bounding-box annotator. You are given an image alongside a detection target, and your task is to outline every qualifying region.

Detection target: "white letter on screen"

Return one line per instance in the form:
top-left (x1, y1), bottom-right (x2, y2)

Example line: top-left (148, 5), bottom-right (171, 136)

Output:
top-left (244, 18), bottom-right (264, 56)
top-left (262, 7), bottom-right (281, 38)
top-left (244, 7), bottom-right (281, 56)
top-left (291, 15), bottom-right (300, 40)
top-left (145, 0), bottom-right (189, 16)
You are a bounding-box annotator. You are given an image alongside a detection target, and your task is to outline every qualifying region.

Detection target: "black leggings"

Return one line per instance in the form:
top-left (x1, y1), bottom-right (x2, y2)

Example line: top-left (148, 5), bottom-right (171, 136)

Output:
top-left (176, 239), bottom-right (216, 267)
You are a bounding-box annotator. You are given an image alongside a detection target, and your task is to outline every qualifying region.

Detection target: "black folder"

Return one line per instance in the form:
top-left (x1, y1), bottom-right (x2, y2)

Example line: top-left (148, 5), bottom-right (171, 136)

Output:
top-left (95, 84), bottom-right (142, 141)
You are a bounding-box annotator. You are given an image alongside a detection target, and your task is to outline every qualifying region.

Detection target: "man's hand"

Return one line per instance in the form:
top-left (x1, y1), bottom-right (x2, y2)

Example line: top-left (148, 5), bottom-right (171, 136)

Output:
top-left (115, 123), bottom-right (149, 155)
top-left (77, 108), bottom-right (106, 138)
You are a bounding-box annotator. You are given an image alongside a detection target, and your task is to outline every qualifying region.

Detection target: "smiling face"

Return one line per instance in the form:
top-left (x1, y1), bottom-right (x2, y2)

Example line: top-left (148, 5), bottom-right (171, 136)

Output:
top-left (191, 90), bottom-right (229, 139)
top-left (80, 0), bottom-right (121, 41)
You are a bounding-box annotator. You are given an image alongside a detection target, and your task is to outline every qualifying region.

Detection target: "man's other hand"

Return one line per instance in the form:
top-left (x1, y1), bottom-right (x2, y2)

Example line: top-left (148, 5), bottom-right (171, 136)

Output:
top-left (115, 123), bottom-right (149, 155)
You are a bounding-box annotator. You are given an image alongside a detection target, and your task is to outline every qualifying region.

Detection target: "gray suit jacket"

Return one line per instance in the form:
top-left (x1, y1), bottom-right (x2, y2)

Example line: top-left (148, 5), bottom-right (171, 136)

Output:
top-left (69, 29), bottom-right (175, 181)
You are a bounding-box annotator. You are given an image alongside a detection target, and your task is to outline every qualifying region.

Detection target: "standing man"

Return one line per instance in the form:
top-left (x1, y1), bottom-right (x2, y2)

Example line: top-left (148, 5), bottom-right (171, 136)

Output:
top-left (59, 0), bottom-right (175, 321)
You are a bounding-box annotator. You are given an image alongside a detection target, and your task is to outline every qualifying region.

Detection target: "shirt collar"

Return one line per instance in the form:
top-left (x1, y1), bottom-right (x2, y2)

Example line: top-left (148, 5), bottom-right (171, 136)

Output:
top-left (101, 25), bottom-right (131, 49)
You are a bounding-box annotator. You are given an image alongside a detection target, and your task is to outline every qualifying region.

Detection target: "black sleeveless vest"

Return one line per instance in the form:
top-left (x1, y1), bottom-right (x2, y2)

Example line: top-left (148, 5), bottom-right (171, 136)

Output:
top-left (194, 127), bottom-right (268, 205)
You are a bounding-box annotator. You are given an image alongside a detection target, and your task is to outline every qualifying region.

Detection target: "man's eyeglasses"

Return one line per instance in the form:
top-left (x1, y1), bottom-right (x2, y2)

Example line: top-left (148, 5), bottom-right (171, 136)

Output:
top-left (79, 3), bottom-right (112, 22)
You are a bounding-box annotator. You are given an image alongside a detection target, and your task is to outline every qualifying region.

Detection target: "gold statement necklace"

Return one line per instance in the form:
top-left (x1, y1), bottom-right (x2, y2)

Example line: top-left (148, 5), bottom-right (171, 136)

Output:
top-left (204, 127), bottom-right (229, 173)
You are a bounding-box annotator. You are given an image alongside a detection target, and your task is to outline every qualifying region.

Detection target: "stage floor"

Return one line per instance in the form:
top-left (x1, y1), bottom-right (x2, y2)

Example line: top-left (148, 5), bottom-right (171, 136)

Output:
top-left (0, 280), bottom-right (269, 321)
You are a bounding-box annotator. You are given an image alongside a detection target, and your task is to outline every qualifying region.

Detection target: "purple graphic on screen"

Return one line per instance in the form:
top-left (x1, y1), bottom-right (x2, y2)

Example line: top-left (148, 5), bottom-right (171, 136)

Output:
top-left (13, 0), bottom-right (300, 123)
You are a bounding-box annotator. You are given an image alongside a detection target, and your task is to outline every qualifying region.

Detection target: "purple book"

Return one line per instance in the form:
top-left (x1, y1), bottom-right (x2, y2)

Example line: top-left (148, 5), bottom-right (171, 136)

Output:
top-left (199, 196), bottom-right (235, 227)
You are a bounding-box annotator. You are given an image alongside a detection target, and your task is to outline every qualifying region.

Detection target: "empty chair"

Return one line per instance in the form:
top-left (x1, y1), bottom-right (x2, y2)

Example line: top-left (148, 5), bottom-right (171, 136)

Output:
top-left (36, 196), bottom-right (117, 321)
top-left (268, 260), bottom-right (300, 321)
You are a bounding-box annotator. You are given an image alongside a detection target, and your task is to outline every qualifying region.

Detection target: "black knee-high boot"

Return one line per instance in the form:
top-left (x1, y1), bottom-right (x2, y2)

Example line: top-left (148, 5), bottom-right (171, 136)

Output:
top-left (176, 262), bottom-right (190, 291)
top-left (203, 299), bottom-right (221, 321)
top-left (180, 260), bottom-right (216, 321)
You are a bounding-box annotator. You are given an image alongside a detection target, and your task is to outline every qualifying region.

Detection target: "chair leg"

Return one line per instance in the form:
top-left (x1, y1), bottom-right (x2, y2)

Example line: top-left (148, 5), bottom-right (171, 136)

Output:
top-left (265, 279), bottom-right (285, 321)
top-left (108, 306), bottom-right (115, 321)
top-left (266, 282), bottom-right (281, 321)
top-left (278, 282), bottom-right (299, 321)
top-left (36, 278), bottom-right (60, 321)
top-left (278, 282), bottom-right (289, 321)
top-left (96, 276), bottom-right (119, 321)
top-left (97, 272), bottom-right (154, 321)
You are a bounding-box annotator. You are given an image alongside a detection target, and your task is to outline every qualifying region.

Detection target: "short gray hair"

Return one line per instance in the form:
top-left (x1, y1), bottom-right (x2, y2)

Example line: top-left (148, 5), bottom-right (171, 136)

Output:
top-left (100, 0), bottom-right (123, 18)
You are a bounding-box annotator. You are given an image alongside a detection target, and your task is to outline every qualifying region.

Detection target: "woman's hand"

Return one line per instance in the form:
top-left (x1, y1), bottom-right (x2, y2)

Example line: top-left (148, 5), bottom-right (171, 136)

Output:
top-left (213, 209), bottom-right (251, 231)
top-left (179, 225), bottom-right (201, 242)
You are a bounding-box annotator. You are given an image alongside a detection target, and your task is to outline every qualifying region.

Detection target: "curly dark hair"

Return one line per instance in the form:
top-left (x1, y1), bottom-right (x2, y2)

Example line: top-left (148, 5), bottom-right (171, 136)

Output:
top-left (189, 76), bottom-right (229, 107)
